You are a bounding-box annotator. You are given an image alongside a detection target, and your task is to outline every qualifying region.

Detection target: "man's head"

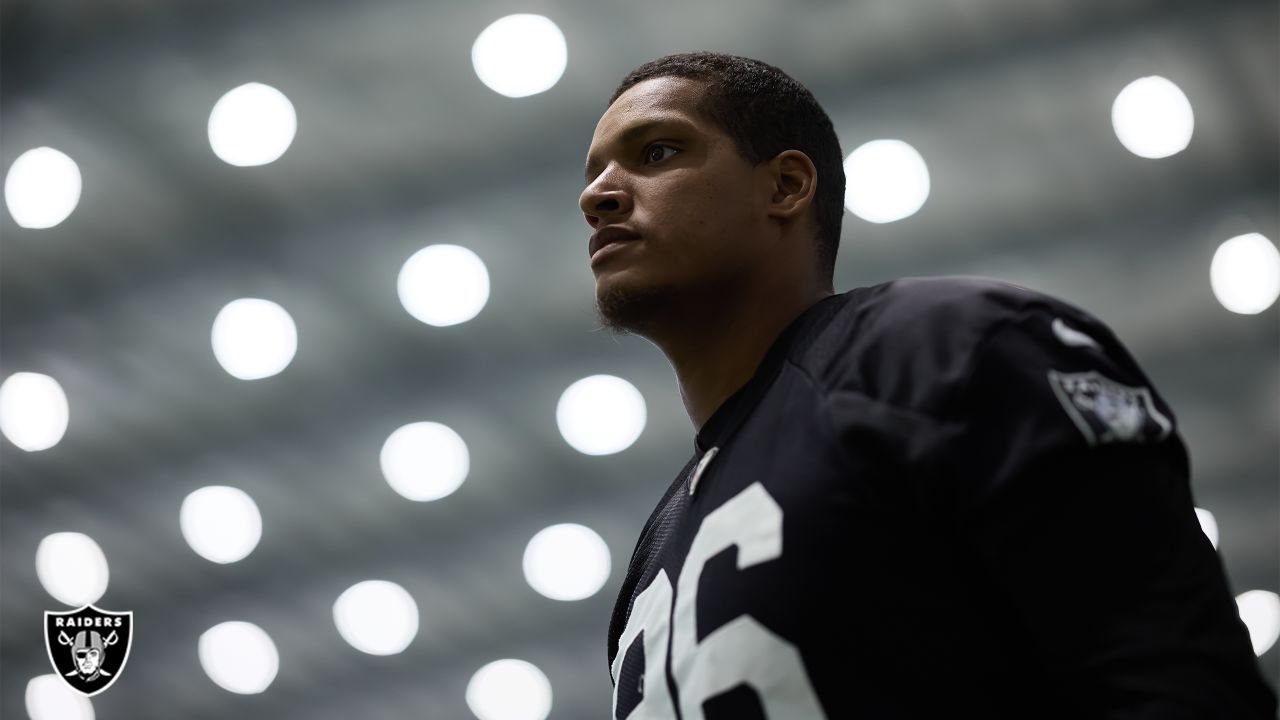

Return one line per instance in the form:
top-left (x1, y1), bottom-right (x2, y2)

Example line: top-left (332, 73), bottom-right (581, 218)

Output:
top-left (580, 52), bottom-right (845, 336)
top-left (72, 630), bottom-right (105, 677)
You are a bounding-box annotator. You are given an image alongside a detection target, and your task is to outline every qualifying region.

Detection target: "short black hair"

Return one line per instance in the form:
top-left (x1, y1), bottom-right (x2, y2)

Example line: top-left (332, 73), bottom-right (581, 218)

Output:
top-left (609, 52), bottom-right (845, 287)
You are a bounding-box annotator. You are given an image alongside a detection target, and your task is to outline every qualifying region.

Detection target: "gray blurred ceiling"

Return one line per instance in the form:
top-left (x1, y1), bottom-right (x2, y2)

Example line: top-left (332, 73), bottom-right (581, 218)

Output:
top-left (2, 0), bottom-right (1277, 717)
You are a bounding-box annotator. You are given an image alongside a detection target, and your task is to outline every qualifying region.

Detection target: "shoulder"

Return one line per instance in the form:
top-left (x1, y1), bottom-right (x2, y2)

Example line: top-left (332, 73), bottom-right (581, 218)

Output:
top-left (850, 275), bottom-right (1090, 335)
top-left (804, 276), bottom-right (1128, 412)
top-left (807, 277), bottom-right (1183, 496)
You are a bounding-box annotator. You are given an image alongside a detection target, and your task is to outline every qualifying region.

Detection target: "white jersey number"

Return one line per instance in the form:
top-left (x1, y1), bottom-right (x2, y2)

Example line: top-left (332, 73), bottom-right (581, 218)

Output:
top-left (610, 570), bottom-right (677, 718)
top-left (612, 482), bottom-right (826, 719)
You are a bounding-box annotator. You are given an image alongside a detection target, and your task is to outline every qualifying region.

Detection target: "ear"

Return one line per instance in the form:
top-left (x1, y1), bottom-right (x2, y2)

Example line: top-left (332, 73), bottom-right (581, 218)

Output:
top-left (764, 150), bottom-right (817, 222)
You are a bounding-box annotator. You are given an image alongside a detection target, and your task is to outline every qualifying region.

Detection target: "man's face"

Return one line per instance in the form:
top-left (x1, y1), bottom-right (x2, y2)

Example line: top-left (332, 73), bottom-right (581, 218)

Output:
top-left (580, 77), bottom-right (771, 335)
top-left (76, 648), bottom-right (101, 674)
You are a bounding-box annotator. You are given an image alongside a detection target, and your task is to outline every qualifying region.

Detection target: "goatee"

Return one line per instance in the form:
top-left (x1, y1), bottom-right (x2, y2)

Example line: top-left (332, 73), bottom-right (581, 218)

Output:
top-left (592, 281), bottom-right (682, 338)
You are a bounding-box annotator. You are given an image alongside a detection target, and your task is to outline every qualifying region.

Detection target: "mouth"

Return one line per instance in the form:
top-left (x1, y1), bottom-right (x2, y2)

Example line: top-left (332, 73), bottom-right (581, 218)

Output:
top-left (588, 226), bottom-right (641, 260)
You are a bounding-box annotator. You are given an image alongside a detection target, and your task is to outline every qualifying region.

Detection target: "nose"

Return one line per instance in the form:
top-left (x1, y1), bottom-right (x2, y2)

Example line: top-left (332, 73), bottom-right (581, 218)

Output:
top-left (579, 169), bottom-right (632, 229)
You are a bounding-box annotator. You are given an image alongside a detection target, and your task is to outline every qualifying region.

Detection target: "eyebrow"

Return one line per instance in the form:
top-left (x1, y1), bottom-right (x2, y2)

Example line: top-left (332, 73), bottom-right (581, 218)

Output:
top-left (584, 117), bottom-right (695, 183)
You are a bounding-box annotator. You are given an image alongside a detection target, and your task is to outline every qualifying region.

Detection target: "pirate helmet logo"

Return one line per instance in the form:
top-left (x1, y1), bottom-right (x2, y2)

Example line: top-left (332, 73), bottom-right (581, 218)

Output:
top-left (44, 605), bottom-right (133, 696)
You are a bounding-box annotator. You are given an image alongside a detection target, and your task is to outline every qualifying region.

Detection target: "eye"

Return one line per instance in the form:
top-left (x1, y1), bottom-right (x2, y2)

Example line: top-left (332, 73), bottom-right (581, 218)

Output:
top-left (642, 143), bottom-right (679, 165)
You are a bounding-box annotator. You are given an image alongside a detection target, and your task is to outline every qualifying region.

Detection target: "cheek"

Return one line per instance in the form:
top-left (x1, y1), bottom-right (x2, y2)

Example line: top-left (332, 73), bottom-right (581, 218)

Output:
top-left (630, 171), bottom-right (759, 274)
top-left (646, 175), bottom-right (747, 232)
top-left (687, 179), bottom-right (758, 254)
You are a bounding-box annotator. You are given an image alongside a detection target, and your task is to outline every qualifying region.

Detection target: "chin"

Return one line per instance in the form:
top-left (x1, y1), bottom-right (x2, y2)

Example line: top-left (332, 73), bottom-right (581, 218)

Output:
top-left (593, 276), bottom-right (682, 337)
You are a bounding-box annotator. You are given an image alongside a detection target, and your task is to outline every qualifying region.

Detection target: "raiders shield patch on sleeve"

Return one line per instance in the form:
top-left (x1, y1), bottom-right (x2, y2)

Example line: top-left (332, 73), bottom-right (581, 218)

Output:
top-left (1047, 370), bottom-right (1173, 446)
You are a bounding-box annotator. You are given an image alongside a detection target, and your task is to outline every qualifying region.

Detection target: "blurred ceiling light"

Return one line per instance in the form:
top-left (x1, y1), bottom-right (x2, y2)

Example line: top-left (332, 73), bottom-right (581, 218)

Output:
top-left (0, 372), bottom-right (70, 452)
top-left (1111, 76), bottom-right (1194, 159)
top-left (471, 14), bottom-right (567, 98)
top-left (1210, 233), bottom-right (1280, 315)
top-left (333, 580), bottom-right (420, 655)
top-left (199, 622), bottom-right (279, 694)
top-left (523, 523), bottom-right (611, 601)
top-left (4, 147), bottom-right (82, 229)
top-left (1193, 507), bottom-right (1219, 550)
top-left (465, 659), bottom-right (553, 720)
top-left (1235, 590), bottom-right (1280, 657)
top-left (208, 83), bottom-right (297, 167)
top-left (397, 244), bottom-right (490, 327)
top-left (211, 298), bottom-right (298, 380)
top-left (843, 139), bottom-right (930, 224)
top-left (180, 486), bottom-right (263, 563)
top-left (25, 675), bottom-right (94, 720)
top-left (556, 375), bottom-right (646, 456)
top-left (36, 532), bottom-right (109, 607)
top-left (379, 421), bottom-right (470, 501)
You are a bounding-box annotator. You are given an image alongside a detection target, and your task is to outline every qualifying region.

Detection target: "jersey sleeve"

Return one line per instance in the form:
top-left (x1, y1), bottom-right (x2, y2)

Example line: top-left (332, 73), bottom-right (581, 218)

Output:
top-left (944, 304), bottom-right (1277, 718)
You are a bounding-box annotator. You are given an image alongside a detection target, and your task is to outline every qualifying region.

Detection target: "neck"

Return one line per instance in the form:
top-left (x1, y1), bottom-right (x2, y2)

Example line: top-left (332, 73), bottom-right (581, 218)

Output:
top-left (650, 277), bottom-right (832, 434)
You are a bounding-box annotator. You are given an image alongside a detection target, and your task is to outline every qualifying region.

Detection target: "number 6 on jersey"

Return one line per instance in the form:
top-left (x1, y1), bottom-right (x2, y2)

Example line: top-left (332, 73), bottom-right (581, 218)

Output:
top-left (612, 482), bottom-right (825, 719)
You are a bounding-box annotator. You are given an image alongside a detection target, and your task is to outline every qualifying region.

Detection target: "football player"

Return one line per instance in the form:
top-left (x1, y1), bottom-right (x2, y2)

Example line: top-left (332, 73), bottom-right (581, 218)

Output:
top-left (580, 51), bottom-right (1277, 719)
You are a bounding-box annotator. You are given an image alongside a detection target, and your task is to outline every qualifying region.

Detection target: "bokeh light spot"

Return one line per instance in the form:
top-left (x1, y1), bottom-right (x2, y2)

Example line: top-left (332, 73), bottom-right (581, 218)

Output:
top-left (0, 372), bottom-right (70, 452)
top-left (36, 532), bottom-right (109, 607)
top-left (380, 421), bottom-right (470, 501)
top-left (208, 83), bottom-right (298, 167)
top-left (466, 658), bottom-right (553, 720)
top-left (5, 147), bottom-right (82, 229)
top-left (556, 375), bottom-right (646, 455)
top-left (198, 621), bottom-right (280, 694)
top-left (397, 244), bottom-right (490, 327)
top-left (333, 580), bottom-right (420, 655)
top-left (472, 15), bottom-right (568, 98)
top-left (1111, 75), bottom-right (1194, 159)
top-left (1210, 233), bottom-right (1280, 315)
top-left (181, 486), bottom-right (263, 563)
top-left (843, 139), bottom-right (930, 224)
top-left (1236, 590), bottom-right (1280, 657)
top-left (211, 298), bottom-right (298, 380)
top-left (25, 674), bottom-right (94, 720)
top-left (523, 523), bottom-right (611, 601)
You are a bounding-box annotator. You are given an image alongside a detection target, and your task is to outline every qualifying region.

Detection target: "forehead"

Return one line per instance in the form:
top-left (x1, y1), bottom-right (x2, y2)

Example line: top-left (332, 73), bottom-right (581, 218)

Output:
top-left (591, 76), bottom-right (712, 145)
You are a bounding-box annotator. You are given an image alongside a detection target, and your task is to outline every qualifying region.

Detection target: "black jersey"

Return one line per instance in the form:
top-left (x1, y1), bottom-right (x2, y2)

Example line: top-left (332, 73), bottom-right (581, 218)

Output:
top-left (606, 277), bottom-right (1276, 719)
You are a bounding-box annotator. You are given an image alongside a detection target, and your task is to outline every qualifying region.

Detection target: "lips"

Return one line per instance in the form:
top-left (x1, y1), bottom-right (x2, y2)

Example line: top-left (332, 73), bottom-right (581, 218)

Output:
top-left (589, 226), bottom-right (641, 259)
